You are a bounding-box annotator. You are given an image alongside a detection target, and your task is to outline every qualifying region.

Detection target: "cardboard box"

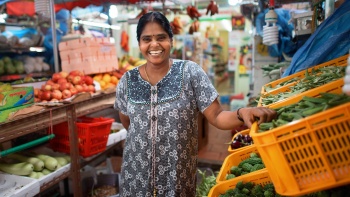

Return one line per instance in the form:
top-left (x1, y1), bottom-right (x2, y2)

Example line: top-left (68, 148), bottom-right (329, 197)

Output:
top-left (0, 103), bottom-right (33, 123)
top-left (0, 86), bottom-right (34, 111)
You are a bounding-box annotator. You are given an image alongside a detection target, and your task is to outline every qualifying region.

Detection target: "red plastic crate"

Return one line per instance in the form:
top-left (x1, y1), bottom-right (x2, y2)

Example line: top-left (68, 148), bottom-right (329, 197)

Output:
top-left (50, 117), bottom-right (114, 157)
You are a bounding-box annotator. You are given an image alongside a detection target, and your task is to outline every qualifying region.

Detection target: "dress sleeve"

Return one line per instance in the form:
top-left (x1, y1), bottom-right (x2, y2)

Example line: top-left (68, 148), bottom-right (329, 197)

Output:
top-left (186, 61), bottom-right (219, 113)
top-left (114, 74), bottom-right (128, 115)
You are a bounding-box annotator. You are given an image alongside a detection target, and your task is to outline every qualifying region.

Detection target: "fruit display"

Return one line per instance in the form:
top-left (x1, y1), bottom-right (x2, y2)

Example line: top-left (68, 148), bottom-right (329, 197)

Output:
top-left (93, 73), bottom-right (119, 90)
top-left (260, 66), bottom-right (345, 106)
top-left (0, 56), bottom-right (25, 75)
top-left (225, 153), bottom-right (265, 181)
top-left (229, 132), bottom-right (253, 150)
top-left (0, 152), bottom-right (70, 179)
top-left (259, 93), bottom-right (350, 132)
top-left (118, 55), bottom-right (147, 71)
top-left (206, 1), bottom-right (219, 16)
top-left (34, 70), bottom-right (95, 102)
top-left (187, 5), bottom-right (201, 20)
top-left (170, 17), bottom-right (183, 35)
top-left (189, 20), bottom-right (200, 35)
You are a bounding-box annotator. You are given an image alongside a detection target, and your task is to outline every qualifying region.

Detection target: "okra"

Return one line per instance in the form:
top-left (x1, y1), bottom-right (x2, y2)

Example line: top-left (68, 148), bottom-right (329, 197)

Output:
top-left (301, 96), bottom-right (327, 104)
top-left (302, 106), bottom-right (324, 116)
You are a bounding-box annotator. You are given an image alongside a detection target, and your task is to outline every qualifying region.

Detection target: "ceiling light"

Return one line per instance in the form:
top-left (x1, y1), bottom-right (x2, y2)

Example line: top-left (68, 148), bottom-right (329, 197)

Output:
top-left (228, 0), bottom-right (242, 6)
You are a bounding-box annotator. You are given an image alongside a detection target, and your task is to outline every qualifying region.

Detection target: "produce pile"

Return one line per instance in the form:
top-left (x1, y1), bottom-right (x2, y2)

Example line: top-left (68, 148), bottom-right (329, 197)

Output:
top-left (219, 181), bottom-right (280, 197)
top-left (229, 132), bottom-right (253, 150)
top-left (261, 62), bottom-right (290, 82)
top-left (35, 70), bottom-right (95, 102)
top-left (0, 152), bottom-right (70, 179)
top-left (259, 93), bottom-right (350, 132)
top-left (218, 181), bottom-right (350, 197)
top-left (261, 66), bottom-right (345, 106)
top-left (0, 56), bottom-right (25, 75)
top-left (196, 169), bottom-right (216, 197)
top-left (225, 152), bottom-right (265, 181)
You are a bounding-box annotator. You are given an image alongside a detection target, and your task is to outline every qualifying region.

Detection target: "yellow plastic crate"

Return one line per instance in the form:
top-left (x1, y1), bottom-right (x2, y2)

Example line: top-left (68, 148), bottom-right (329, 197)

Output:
top-left (258, 77), bottom-right (345, 107)
top-left (217, 145), bottom-right (265, 184)
top-left (227, 129), bottom-right (253, 153)
top-left (209, 169), bottom-right (270, 197)
top-left (260, 54), bottom-right (348, 95)
top-left (250, 90), bottom-right (350, 195)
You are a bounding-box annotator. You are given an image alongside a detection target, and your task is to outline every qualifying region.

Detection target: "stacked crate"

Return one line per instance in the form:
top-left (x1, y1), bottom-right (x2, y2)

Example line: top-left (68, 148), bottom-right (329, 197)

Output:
top-left (58, 37), bottom-right (118, 75)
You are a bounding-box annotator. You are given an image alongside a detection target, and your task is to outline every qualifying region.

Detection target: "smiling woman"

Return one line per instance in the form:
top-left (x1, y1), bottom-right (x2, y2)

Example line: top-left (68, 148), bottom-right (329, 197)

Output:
top-left (114, 11), bottom-right (277, 197)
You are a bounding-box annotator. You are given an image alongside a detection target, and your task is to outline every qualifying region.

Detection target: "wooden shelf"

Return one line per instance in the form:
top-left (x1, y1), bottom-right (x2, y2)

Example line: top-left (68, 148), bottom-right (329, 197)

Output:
top-left (0, 91), bottom-right (117, 197)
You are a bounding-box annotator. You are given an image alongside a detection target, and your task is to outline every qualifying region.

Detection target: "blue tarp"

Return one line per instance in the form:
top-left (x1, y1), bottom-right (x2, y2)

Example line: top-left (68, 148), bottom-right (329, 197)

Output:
top-left (283, 0), bottom-right (350, 76)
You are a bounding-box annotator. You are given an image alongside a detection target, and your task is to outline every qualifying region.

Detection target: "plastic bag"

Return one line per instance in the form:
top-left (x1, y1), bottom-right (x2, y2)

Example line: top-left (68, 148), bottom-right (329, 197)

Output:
top-left (283, 1), bottom-right (350, 77)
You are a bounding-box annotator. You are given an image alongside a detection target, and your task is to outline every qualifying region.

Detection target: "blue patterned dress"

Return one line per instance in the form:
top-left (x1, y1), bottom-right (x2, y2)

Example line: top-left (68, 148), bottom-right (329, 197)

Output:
top-left (114, 60), bottom-right (218, 197)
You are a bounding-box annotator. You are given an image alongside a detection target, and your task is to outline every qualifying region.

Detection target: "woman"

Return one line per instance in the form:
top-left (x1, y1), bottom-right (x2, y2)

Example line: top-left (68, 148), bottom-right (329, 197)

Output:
top-left (114, 11), bottom-right (276, 197)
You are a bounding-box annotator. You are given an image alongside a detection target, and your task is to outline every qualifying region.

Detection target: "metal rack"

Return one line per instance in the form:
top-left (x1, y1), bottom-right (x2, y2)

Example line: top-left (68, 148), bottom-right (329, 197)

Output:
top-left (0, 91), bottom-right (117, 197)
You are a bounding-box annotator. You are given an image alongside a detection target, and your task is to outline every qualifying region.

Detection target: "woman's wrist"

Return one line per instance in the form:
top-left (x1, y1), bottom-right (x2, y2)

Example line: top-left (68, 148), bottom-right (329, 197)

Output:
top-left (237, 108), bottom-right (244, 122)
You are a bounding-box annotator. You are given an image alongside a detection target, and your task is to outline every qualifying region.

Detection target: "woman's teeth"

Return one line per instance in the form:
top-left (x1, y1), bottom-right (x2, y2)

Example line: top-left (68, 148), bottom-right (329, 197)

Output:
top-left (149, 50), bottom-right (163, 55)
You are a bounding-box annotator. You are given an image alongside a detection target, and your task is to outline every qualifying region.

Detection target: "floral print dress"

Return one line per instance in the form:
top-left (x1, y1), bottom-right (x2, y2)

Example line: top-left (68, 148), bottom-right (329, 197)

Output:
top-left (114, 60), bottom-right (218, 197)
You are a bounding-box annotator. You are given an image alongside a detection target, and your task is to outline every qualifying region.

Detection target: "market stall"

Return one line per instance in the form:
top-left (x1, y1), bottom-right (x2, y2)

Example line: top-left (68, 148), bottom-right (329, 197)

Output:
top-left (0, 0), bottom-right (349, 196)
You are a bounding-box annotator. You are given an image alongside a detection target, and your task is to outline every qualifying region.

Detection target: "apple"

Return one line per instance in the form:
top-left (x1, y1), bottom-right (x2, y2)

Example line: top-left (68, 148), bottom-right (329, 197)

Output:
top-left (51, 89), bottom-right (63, 100)
top-left (52, 83), bottom-right (60, 91)
top-left (72, 75), bottom-right (82, 85)
top-left (88, 85), bottom-right (95, 93)
top-left (59, 82), bottom-right (70, 91)
top-left (34, 97), bottom-right (41, 102)
top-left (67, 74), bottom-right (75, 83)
top-left (70, 87), bottom-right (78, 95)
top-left (37, 90), bottom-right (43, 99)
top-left (82, 84), bottom-right (89, 92)
top-left (46, 80), bottom-right (55, 86)
top-left (41, 90), bottom-right (51, 101)
top-left (83, 75), bottom-right (94, 85)
top-left (69, 70), bottom-right (84, 77)
top-left (34, 88), bottom-right (40, 97)
top-left (57, 78), bottom-right (68, 84)
top-left (52, 73), bottom-right (62, 82)
top-left (75, 84), bottom-right (83, 93)
top-left (62, 89), bottom-right (72, 99)
top-left (43, 84), bottom-right (52, 91)
top-left (50, 98), bottom-right (59, 102)
top-left (59, 71), bottom-right (68, 79)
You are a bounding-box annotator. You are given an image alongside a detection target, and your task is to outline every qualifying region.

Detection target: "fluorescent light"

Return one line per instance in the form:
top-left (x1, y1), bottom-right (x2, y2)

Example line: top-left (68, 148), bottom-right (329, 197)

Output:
top-left (72, 18), bottom-right (121, 30)
top-left (29, 47), bottom-right (45, 52)
top-left (109, 5), bottom-right (118, 19)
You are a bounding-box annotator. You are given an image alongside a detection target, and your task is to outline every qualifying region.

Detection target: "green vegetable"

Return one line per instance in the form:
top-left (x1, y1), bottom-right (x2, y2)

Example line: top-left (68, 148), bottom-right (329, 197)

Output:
top-left (259, 93), bottom-right (350, 132)
top-left (236, 181), bottom-right (244, 189)
top-left (251, 164), bottom-right (265, 172)
top-left (195, 169), bottom-right (216, 197)
top-left (0, 162), bottom-right (34, 175)
top-left (7, 153), bottom-right (44, 172)
top-left (226, 173), bottom-right (236, 180)
top-left (230, 166), bottom-right (242, 176)
top-left (241, 163), bottom-right (253, 172)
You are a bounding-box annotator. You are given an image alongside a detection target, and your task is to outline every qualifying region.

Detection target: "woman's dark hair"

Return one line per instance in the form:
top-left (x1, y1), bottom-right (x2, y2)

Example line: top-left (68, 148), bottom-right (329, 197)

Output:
top-left (136, 12), bottom-right (173, 42)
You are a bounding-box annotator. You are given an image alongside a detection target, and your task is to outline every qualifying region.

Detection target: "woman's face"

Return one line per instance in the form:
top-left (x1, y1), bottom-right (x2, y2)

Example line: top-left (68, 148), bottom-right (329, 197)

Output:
top-left (139, 22), bottom-right (172, 66)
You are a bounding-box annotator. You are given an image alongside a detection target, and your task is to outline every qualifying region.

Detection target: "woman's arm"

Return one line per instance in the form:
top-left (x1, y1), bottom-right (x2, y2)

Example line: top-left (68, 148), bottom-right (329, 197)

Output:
top-left (203, 99), bottom-right (277, 129)
top-left (119, 112), bottom-right (130, 130)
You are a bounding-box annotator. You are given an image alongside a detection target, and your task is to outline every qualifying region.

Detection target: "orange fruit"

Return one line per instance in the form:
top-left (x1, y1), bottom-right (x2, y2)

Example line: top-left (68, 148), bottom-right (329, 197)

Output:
top-left (93, 74), bottom-right (102, 81)
top-left (102, 74), bottom-right (111, 83)
top-left (99, 80), bottom-right (106, 88)
top-left (110, 76), bottom-right (119, 84)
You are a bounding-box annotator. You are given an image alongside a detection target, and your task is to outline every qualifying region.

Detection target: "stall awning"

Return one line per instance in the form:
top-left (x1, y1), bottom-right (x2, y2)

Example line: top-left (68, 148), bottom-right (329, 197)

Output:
top-left (5, 0), bottom-right (158, 16)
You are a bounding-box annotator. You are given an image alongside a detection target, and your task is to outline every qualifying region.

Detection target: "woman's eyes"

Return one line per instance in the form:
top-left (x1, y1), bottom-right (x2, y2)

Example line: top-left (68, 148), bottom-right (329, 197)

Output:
top-left (142, 36), bottom-right (167, 42)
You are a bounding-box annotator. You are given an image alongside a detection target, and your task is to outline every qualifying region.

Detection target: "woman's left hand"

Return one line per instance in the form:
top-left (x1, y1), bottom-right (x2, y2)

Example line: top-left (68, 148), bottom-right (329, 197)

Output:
top-left (238, 107), bottom-right (277, 128)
